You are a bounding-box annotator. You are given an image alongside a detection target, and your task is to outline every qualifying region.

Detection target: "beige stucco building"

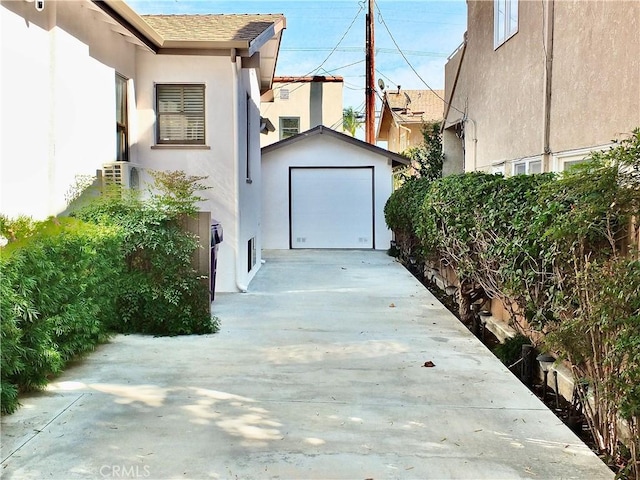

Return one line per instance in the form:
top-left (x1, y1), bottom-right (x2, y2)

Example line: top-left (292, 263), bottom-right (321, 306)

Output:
top-left (443, 0), bottom-right (640, 175)
top-left (377, 88), bottom-right (444, 154)
top-left (259, 76), bottom-right (344, 147)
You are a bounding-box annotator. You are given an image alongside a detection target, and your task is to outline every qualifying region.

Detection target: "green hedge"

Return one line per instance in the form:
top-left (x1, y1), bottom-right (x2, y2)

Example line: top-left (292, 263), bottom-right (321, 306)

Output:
top-left (1, 171), bottom-right (219, 415)
top-left (1, 217), bottom-right (123, 414)
top-left (384, 129), bottom-right (640, 471)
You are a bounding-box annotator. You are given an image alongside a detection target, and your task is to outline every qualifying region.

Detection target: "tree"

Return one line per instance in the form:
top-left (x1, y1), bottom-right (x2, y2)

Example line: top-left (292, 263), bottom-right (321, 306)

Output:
top-left (399, 121), bottom-right (444, 182)
top-left (342, 107), bottom-right (363, 137)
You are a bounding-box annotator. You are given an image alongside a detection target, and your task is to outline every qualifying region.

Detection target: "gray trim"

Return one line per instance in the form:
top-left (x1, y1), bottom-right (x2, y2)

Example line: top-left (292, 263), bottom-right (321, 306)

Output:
top-left (91, 1), bottom-right (158, 53)
top-left (263, 125), bottom-right (409, 168)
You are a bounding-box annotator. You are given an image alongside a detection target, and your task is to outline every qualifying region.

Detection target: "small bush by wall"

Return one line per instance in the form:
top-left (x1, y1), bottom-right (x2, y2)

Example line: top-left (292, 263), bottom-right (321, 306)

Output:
top-left (73, 171), bottom-right (217, 336)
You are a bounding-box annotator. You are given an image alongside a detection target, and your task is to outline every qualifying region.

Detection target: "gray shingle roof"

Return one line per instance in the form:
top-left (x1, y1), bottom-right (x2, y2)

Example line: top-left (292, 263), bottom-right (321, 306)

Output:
top-left (142, 14), bottom-right (284, 44)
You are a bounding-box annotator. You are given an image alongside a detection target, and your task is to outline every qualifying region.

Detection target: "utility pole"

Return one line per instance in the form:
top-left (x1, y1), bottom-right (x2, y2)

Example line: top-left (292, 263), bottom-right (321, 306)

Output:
top-left (365, 0), bottom-right (375, 144)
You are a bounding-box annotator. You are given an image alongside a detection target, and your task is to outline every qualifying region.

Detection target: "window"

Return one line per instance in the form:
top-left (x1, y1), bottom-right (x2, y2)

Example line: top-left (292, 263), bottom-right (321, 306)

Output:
top-left (247, 237), bottom-right (256, 272)
top-left (279, 88), bottom-right (289, 100)
top-left (246, 94), bottom-right (252, 182)
top-left (116, 74), bottom-right (129, 161)
top-left (494, 0), bottom-right (518, 48)
top-left (280, 117), bottom-right (299, 140)
top-left (513, 159), bottom-right (541, 175)
top-left (156, 84), bottom-right (205, 145)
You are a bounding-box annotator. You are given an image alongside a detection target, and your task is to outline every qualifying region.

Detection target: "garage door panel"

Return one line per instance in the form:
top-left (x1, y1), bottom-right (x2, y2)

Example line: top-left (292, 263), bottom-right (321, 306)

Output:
top-left (290, 167), bottom-right (373, 249)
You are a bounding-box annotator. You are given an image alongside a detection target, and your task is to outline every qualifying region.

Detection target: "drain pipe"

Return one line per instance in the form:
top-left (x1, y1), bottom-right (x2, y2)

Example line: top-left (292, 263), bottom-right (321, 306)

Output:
top-left (231, 48), bottom-right (248, 293)
top-left (542, 0), bottom-right (555, 171)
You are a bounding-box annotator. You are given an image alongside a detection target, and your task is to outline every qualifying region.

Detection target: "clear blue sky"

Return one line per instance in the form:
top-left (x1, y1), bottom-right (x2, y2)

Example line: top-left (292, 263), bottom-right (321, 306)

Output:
top-left (127, 0), bottom-right (467, 114)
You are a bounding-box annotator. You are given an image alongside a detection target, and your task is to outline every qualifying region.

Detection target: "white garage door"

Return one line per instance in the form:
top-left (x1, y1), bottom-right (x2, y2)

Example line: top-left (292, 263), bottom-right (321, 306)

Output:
top-left (290, 167), bottom-right (374, 249)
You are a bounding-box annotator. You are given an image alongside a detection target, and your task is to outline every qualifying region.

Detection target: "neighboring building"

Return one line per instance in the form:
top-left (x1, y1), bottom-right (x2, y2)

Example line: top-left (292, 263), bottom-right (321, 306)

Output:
top-left (0, 0), bottom-right (285, 293)
top-left (261, 126), bottom-right (407, 250)
top-left (442, 0), bottom-right (640, 175)
top-left (260, 76), bottom-right (344, 147)
top-left (376, 88), bottom-right (444, 153)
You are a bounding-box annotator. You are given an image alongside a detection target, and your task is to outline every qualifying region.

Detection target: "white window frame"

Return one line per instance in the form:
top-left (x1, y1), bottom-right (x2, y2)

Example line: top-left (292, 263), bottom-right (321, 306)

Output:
top-left (552, 145), bottom-right (612, 172)
top-left (279, 117), bottom-right (300, 140)
top-left (491, 164), bottom-right (506, 175)
top-left (494, 0), bottom-right (519, 49)
top-left (512, 158), bottom-right (542, 175)
top-left (156, 83), bottom-right (206, 145)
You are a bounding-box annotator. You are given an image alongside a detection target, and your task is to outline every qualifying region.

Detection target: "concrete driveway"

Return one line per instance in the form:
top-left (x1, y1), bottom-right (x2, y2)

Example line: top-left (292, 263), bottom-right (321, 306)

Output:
top-left (1, 250), bottom-right (612, 479)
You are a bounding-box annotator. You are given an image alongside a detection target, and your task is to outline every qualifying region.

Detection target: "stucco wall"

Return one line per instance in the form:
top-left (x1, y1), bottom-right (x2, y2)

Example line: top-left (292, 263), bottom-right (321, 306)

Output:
top-left (444, 0), bottom-right (640, 173)
top-left (135, 52), bottom-right (262, 292)
top-left (260, 80), bottom-right (344, 146)
top-left (386, 123), bottom-right (425, 154)
top-left (549, 0), bottom-right (640, 152)
top-left (447, 0), bottom-right (545, 172)
top-left (1, 0), bottom-right (136, 218)
top-left (261, 135), bottom-right (394, 250)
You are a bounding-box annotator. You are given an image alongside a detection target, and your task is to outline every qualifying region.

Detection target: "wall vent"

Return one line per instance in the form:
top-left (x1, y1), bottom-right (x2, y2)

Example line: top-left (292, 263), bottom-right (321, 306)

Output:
top-left (102, 161), bottom-right (141, 190)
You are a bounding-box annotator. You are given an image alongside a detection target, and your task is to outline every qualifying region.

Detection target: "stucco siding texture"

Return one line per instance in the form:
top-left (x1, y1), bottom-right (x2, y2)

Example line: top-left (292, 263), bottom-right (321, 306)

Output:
top-left (549, 1), bottom-right (640, 152)
top-left (446, 0), bottom-right (640, 172)
top-left (135, 52), bottom-right (240, 292)
top-left (1, 0), bottom-right (137, 219)
top-left (461, 0), bottom-right (544, 170)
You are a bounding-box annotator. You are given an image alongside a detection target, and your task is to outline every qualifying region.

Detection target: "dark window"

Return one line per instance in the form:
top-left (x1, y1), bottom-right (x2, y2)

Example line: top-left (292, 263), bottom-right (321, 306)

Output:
top-left (279, 117), bottom-right (299, 140)
top-left (156, 84), bottom-right (205, 144)
top-left (246, 94), bottom-right (251, 181)
top-left (116, 74), bottom-right (129, 161)
top-left (247, 237), bottom-right (256, 272)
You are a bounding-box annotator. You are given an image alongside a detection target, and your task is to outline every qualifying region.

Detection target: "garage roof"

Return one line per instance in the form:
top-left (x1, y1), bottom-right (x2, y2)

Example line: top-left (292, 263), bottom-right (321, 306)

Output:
top-left (262, 125), bottom-right (409, 168)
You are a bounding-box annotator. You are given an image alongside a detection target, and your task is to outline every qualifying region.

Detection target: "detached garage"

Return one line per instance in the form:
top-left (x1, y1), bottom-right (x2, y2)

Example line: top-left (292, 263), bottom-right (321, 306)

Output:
top-left (261, 125), bottom-right (408, 250)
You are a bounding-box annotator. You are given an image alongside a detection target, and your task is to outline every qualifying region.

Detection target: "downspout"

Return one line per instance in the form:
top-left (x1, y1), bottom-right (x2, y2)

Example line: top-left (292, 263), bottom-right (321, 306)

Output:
top-left (467, 117), bottom-right (478, 172)
top-left (542, 0), bottom-right (555, 171)
top-left (231, 48), bottom-right (248, 293)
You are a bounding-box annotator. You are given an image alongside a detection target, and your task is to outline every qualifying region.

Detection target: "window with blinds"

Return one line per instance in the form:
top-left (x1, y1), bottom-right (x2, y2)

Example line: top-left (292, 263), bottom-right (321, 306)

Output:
top-left (156, 84), bottom-right (205, 145)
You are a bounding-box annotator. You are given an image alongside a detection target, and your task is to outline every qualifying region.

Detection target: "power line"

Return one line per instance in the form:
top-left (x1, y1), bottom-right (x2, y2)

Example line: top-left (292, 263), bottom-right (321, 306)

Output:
top-left (321, 59), bottom-right (366, 74)
top-left (268, 2), bottom-right (365, 99)
top-left (375, 69), bottom-right (397, 89)
top-left (374, 3), bottom-right (465, 117)
top-left (306, 2), bottom-right (365, 77)
top-left (282, 47), bottom-right (448, 58)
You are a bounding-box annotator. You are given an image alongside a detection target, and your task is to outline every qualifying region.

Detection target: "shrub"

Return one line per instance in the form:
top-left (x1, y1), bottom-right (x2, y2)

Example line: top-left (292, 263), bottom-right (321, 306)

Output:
top-left (74, 171), bottom-right (217, 336)
top-left (384, 176), bottom-right (434, 261)
top-left (1, 217), bottom-right (123, 414)
top-left (398, 128), bottom-right (640, 473)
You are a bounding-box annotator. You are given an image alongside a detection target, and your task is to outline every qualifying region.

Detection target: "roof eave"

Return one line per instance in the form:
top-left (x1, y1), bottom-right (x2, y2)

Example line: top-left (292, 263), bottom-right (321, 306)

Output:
top-left (97, 0), bottom-right (164, 50)
top-left (263, 125), bottom-right (409, 167)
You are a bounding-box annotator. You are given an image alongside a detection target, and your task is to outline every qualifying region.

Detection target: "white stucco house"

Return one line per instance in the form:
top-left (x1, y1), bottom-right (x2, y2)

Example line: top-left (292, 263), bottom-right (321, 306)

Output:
top-left (0, 0), bottom-right (285, 293)
top-left (262, 126), bottom-right (408, 250)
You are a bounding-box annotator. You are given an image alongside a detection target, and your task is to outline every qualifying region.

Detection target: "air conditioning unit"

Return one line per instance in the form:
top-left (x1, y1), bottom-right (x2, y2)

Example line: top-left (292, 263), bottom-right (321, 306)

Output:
top-left (101, 162), bottom-right (141, 190)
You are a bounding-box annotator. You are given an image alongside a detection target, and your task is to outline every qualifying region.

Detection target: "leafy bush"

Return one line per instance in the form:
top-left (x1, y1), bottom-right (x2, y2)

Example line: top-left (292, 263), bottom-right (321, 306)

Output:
top-left (384, 176), bottom-right (434, 262)
top-left (1, 170), bottom-right (218, 414)
top-left (388, 128), bottom-right (640, 473)
top-left (74, 171), bottom-right (216, 336)
top-left (398, 122), bottom-right (444, 182)
top-left (1, 217), bottom-right (123, 414)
